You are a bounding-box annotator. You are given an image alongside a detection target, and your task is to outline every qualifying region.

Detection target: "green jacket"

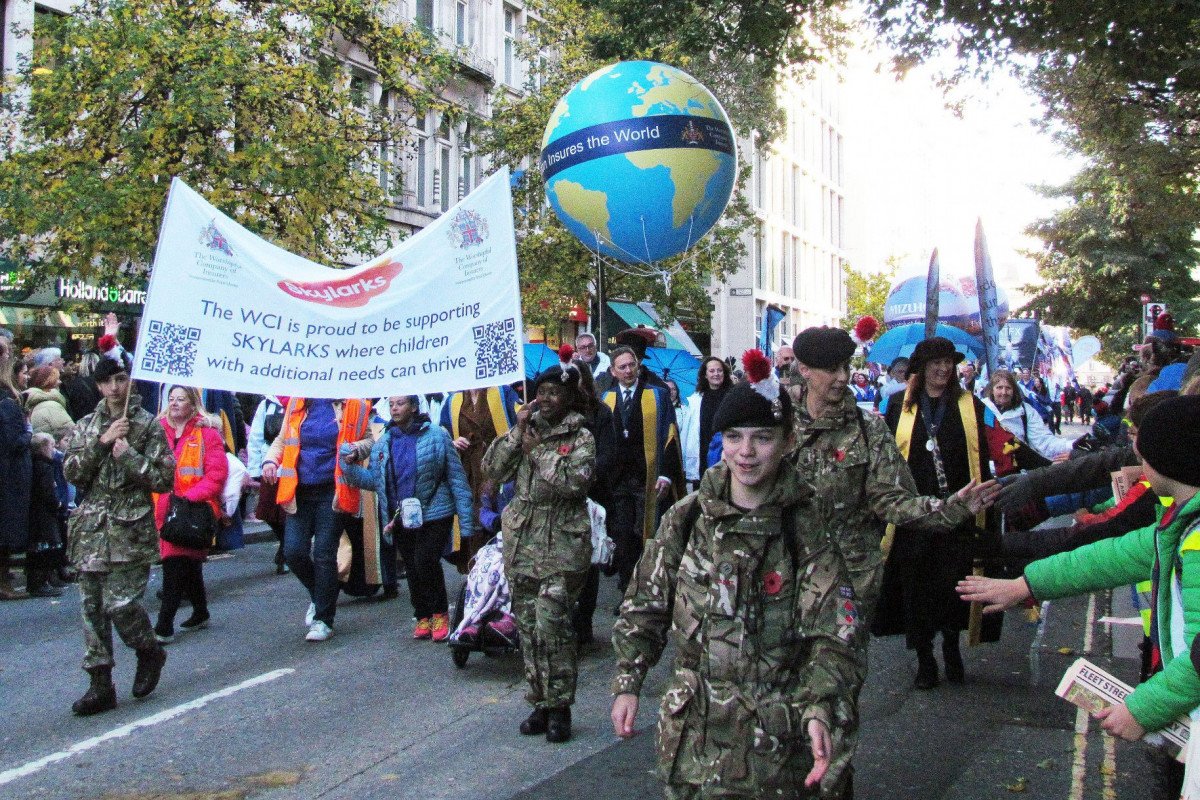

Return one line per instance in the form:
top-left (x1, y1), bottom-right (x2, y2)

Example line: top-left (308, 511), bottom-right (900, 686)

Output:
top-left (64, 394), bottom-right (175, 571)
top-left (612, 462), bottom-right (862, 795)
top-left (1025, 492), bottom-right (1200, 732)
top-left (482, 410), bottom-right (595, 579)
top-left (789, 388), bottom-right (972, 608)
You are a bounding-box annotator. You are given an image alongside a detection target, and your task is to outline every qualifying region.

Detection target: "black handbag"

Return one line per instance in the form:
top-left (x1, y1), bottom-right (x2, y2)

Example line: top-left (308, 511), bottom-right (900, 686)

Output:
top-left (160, 495), bottom-right (216, 549)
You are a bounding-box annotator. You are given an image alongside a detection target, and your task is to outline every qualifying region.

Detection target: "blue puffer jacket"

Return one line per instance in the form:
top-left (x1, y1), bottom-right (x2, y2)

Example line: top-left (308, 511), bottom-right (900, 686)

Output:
top-left (341, 418), bottom-right (473, 538)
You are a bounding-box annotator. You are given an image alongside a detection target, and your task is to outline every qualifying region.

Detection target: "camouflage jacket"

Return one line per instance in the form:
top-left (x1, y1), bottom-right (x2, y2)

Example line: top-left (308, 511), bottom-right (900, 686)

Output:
top-left (612, 462), bottom-right (862, 795)
top-left (788, 387), bottom-right (971, 609)
top-left (64, 394), bottom-right (175, 570)
top-left (482, 410), bottom-right (595, 579)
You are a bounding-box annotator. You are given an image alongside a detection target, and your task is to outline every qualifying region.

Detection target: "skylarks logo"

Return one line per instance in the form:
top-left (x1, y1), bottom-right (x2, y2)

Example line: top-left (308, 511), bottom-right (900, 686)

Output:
top-left (278, 260), bottom-right (404, 307)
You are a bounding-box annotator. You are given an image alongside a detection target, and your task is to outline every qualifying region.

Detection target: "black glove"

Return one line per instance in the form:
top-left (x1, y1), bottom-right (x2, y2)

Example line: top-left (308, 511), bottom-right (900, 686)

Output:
top-left (996, 475), bottom-right (1036, 515)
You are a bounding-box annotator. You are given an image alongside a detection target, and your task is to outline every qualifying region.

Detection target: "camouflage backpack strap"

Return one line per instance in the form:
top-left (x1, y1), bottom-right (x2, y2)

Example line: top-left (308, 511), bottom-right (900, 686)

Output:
top-left (854, 406), bottom-right (871, 506)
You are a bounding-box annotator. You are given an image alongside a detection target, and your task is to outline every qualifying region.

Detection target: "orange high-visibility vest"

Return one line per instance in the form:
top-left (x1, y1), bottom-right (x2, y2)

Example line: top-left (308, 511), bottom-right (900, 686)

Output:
top-left (276, 398), bottom-right (369, 513)
top-left (153, 425), bottom-right (222, 526)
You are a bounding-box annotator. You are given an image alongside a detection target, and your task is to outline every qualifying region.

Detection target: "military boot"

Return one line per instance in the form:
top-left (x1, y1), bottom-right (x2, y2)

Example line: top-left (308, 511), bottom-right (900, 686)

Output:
top-left (131, 645), bottom-right (167, 699)
top-left (72, 667), bottom-right (117, 716)
top-left (519, 707), bottom-right (548, 736)
top-left (914, 647), bottom-right (939, 690)
top-left (545, 707), bottom-right (572, 743)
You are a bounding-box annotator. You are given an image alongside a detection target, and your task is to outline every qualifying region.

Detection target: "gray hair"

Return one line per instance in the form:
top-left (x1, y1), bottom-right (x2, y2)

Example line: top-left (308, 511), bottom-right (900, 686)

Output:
top-left (32, 347), bottom-right (62, 367)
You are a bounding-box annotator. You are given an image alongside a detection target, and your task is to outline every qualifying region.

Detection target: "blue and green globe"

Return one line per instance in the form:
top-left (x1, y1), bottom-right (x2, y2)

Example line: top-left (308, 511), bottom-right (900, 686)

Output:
top-left (539, 61), bottom-right (737, 264)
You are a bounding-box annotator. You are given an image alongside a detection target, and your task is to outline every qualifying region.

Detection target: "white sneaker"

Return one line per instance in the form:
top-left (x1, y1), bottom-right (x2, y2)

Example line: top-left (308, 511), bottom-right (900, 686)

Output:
top-left (304, 602), bottom-right (316, 627)
top-left (305, 621), bottom-right (333, 642)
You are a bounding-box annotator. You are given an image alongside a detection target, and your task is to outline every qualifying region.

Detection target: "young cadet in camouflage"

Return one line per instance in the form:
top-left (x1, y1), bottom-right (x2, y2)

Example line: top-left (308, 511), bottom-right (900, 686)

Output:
top-left (611, 365), bottom-right (863, 800)
top-left (63, 359), bottom-right (175, 716)
top-left (782, 327), bottom-right (998, 795)
top-left (482, 363), bottom-right (595, 744)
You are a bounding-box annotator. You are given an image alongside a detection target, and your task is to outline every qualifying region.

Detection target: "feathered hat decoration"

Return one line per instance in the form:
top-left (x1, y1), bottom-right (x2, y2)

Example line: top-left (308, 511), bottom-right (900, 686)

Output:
top-left (557, 343), bottom-right (575, 382)
top-left (742, 348), bottom-right (783, 420)
top-left (851, 315), bottom-right (879, 346)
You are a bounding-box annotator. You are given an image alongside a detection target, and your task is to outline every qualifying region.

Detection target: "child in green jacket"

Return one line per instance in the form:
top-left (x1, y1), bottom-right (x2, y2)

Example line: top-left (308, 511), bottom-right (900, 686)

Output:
top-left (959, 395), bottom-right (1200, 747)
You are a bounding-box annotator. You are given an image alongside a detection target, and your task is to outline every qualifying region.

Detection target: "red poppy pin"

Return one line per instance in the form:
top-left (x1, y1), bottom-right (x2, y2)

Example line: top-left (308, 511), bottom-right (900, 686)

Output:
top-left (763, 571), bottom-right (783, 595)
top-left (835, 449), bottom-right (846, 463)
top-left (558, 444), bottom-right (572, 455)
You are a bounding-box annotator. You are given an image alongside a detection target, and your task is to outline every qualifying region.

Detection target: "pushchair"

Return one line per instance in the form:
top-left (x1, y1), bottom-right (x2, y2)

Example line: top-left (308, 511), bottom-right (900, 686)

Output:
top-left (448, 532), bottom-right (520, 669)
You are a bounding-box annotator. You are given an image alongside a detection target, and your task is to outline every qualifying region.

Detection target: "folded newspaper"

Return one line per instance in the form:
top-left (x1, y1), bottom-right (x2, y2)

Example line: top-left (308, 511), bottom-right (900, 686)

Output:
top-left (1056, 658), bottom-right (1190, 757)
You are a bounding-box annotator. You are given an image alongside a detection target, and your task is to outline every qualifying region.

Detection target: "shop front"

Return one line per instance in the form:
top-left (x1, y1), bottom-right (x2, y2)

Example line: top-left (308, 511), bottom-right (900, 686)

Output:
top-left (0, 269), bottom-right (146, 360)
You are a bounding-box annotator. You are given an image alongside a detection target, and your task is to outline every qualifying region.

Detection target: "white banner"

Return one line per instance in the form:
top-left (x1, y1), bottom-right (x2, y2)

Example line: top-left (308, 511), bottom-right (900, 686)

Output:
top-left (133, 169), bottom-right (525, 398)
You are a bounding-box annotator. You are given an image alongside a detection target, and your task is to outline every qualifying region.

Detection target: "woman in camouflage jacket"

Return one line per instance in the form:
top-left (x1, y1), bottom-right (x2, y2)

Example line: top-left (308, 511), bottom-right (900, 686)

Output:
top-left (483, 363), bottom-right (595, 744)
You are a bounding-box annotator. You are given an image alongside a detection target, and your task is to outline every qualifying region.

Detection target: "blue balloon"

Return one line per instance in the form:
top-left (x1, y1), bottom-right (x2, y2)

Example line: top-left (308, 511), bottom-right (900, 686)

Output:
top-left (540, 61), bottom-right (737, 264)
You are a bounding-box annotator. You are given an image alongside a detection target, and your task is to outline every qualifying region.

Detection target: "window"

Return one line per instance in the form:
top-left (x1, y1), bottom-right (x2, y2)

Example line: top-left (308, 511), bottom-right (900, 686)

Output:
top-left (753, 146), bottom-right (764, 209)
top-left (439, 145), bottom-right (452, 211)
top-left (779, 232), bottom-right (789, 295)
top-left (455, 0), bottom-right (469, 45)
top-left (755, 225), bottom-right (765, 288)
top-left (503, 6), bottom-right (518, 86)
top-left (416, 0), bottom-right (435, 32)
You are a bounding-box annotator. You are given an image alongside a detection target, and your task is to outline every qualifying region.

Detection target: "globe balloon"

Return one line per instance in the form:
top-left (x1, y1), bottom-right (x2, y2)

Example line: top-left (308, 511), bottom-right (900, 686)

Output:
top-left (540, 61), bottom-right (737, 264)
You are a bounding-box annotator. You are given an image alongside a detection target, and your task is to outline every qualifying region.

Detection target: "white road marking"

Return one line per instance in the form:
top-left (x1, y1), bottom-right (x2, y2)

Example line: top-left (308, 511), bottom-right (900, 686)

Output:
top-left (1068, 592), bottom-right (1099, 800)
top-left (0, 668), bottom-right (294, 787)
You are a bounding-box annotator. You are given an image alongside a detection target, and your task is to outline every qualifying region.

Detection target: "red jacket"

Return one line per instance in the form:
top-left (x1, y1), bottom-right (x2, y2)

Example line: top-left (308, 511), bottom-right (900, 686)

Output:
top-left (156, 417), bottom-right (228, 560)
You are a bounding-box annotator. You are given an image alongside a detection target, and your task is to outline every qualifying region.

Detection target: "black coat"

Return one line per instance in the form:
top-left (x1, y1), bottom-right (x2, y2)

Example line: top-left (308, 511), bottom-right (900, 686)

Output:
top-left (872, 390), bottom-right (1003, 646)
top-left (28, 453), bottom-right (63, 550)
top-left (0, 395), bottom-right (31, 552)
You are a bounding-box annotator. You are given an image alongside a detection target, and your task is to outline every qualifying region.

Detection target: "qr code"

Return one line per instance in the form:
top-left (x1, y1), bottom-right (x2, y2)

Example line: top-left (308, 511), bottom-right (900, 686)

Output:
top-left (473, 317), bottom-right (519, 379)
top-left (140, 320), bottom-right (201, 377)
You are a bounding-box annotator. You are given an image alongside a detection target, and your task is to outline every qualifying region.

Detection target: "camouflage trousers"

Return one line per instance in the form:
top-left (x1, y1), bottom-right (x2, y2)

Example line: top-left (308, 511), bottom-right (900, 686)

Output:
top-left (665, 784), bottom-right (825, 799)
top-left (78, 563), bottom-right (157, 671)
top-left (509, 570), bottom-right (588, 709)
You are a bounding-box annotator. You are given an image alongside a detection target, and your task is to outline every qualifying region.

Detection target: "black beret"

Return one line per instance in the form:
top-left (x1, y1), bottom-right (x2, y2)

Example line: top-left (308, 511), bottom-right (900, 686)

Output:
top-left (909, 336), bottom-right (965, 371)
top-left (532, 363), bottom-right (581, 394)
top-left (93, 357), bottom-right (128, 383)
top-left (1136, 395), bottom-right (1200, 487)
top-left (792, 327), bottom-right (855, 369)
top-left (712, 382), bottom-right (793, 433)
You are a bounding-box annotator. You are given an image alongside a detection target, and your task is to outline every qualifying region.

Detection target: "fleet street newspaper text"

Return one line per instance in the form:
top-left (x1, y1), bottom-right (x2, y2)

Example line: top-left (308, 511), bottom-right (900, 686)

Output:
top-left (133, 168), bottom-right (525, 398)
top-left (1055, 657), bottom-right (1189, 757)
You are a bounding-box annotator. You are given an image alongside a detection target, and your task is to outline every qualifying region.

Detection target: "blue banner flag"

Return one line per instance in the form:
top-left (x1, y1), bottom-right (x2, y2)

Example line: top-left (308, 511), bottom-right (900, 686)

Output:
top-left (973, 219), bottom-right (1002, 376)
top-left (924, 247), bottom-right (940, 341)
top-left (759, 305), bottom-right (786, 358)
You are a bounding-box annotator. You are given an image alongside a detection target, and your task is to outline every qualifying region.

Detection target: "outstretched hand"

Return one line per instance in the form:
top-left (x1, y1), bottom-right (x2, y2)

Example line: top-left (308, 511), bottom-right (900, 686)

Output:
top-left (954, 479), bottom-right (1002, 514)
top-left (956, 575), bottom-right (1032, 613)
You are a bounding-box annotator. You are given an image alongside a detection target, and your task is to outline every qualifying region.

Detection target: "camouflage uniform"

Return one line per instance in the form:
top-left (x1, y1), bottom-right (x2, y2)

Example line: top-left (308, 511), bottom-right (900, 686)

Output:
top-left (483, 410), bottom-right (595, 708)
top-left (64, 394), bottom-right (175, 670)
top-left (612, 461), bottom-right (862, 799)
top-left (784, 376), bottom-right (973, 794)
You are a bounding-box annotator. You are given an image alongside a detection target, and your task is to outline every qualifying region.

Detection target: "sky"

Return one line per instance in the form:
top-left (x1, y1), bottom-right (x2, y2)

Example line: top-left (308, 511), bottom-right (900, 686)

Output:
top-left (841, 46), bottom-right (1084, 308)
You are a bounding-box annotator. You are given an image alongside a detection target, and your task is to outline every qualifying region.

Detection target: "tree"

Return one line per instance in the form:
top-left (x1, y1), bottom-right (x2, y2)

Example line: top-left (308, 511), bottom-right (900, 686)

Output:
top-left (0, 0), bottom-right (455, 287)
top-left (1024, 159), bottom-right (1200, 364)
top-left (479, 0), bottom-right (757, 336)
top-left (842, 261), bottom-right (895, 336)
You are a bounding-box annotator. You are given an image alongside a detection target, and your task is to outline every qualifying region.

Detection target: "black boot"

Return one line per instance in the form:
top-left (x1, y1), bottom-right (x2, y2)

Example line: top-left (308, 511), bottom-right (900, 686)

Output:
top-left (942, 633), bottom-right (965, 683)
top-left (914, 647), bottom-right (939, 690)
top-left (519, 707), bottom-right (548, 736)
top-left (26, 570), bottom-right (63, 597)
top-left (132, 645), bottom-right (167, 699)
top-left (545, 707), bottom-right (572, 743)
top-left (72, 667), bottom-right (117, 716)
top-left (274, 545), bottom-right (288, 575)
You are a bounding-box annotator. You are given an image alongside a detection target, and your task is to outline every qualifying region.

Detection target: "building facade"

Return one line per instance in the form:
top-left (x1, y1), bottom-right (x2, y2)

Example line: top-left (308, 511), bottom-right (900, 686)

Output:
top-left (710, 64), bottom-right (849, 359)
top-left (0, 0), bottom-right (530, 353)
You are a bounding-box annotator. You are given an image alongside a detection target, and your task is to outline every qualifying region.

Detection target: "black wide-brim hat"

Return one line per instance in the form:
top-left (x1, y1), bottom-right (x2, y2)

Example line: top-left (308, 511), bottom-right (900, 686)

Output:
top-left (909, 336), bottom-right (965, 371)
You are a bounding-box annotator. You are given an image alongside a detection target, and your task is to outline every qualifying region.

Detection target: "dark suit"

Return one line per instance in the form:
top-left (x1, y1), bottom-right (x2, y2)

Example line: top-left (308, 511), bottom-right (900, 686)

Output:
top-left (603, 381), bottom-right (683, 592)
